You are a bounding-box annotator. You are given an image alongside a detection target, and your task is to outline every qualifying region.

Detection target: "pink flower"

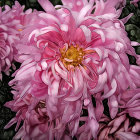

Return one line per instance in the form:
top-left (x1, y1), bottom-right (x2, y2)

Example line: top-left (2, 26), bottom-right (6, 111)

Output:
top-left (98, 114), bottom-right (140, 140)
top-left (97, 89), bottom-right (140, 140)
top-left (0, 2), bottom-right (32, 79)
top-left (5, 93), bottom-right (67, 140)
top-left (13, 0), bottom-right (140, 101)
top-left (5, 0), bottom-right (140, 139)
top-left (120, 88), bottom-right (140, 120)
top-left (5, 91), bottom-right (84, 140)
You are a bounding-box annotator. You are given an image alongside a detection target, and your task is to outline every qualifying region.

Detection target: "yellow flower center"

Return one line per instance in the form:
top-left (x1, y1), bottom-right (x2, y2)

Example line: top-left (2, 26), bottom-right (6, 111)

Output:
top-left (18, 29), bottom-right (23, 31)
top-left (60, 44), bottom-right (95, 70)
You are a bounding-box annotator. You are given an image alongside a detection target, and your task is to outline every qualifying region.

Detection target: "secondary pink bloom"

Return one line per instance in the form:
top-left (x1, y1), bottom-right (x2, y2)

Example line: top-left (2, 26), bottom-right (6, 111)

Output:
top-left (5, 90), bottom-right (86, 140)
top-left (97, 89), bottom-right (140, 140)
top-left (0, 2), bottom-right (32, 79)
top-left (97, 114), bottom-right (140, 140)
top-left (5, 0), bottom-right (140, 139)
top-left (5, 93), bottom-right (71, 140)
top-left (120, 88), bottom-right (140, 120)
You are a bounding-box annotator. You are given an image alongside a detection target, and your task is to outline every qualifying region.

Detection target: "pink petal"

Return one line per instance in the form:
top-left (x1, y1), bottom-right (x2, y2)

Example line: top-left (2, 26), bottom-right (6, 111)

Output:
top-left (38, 0), bottom-right (56, 13)
top-left (80, 25), bottom-right (91, 42)
top-left (116, 132), bottom-right (140, 140)
top-left (108, 95), bottom-right (118, 119)
top-left (102, 79), bottom-right (117, 99)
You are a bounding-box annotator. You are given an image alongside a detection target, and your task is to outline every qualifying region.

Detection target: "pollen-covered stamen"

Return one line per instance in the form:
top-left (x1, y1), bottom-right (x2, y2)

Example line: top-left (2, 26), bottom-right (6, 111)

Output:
top-left (60, 44), bottom-right (95, 69)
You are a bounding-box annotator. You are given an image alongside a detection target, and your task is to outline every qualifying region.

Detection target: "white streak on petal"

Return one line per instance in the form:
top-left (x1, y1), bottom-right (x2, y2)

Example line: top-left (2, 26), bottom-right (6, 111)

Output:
top-left (73, 71), bottom-right (79, 92)
top-left (55, 62), bottom-right (67, 79)
top-left (28, 29), bottom-right (40, 41)
top-left (41, 60), bottom-right (48, 70)
top-left (40, 26), bottom-right (58, 32)
top-left (5, 58), bottom-right (11, 67)
top-left (89, 23), bottom-right (101, 28)
top-left (96, 13), bottom-right (116, 20)
top-left (39, 13), bottom-right (60, 24)
top-left (93, 48), bottom-right (102, 60)
top-left (102, 79), bottom-right (117, 99)
top-left (84, 16), bottom-right (100, 22)
top-left (36, 64), bottom-right (42, 71)
top-left (64, 58), bottom-right (73, 62)
top-left (0, 25), bottom-right (8, 30)
top-left (97, 61), bottom-right (106, 74)
top-left (38, 26), bottom-right (58, 36)
top-left (62, 13), bottom-right (67, 17)
top-left (84, 57), bottom-right (91, 64)
top-left (84, 98), bottom-right (90, 106)
top-left (115, 23), bottom-right (120, 28)
top-left (112, 100), bottom-right (118, 107)
top-left (115, 42), bottom-right (124, 52)
top-left (48, 80), bottom-right (59, 95)
top-left (37, 40), bottom-right (43, 48)
top-left (107, 49), bottom-right (120, 60)
top-left (51, 61), bottom-right (60, 80)
top-left (16, 62), bottom-right (36, 80)
top-left (131, 41), bottom-right (140, 46)
top-left (80, 65), bottom-right (93, 81)
top-left (90, 72), bottom-right (107, 92)
top-left (61, 24), bottom-right (68, 32)
top-left (93, 29), bottom-right (105, 43)
top-left (77, 4), bottom-right (92, 25)
top-left (41, 70), bottom-right (50, 85)
top-left (80, 25), bottom-right (91, 42)
top-left (59, 61), bottom-right (68, 72)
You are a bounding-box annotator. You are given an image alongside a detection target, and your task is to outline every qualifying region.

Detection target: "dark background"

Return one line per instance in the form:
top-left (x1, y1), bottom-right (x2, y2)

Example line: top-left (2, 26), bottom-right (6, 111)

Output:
top-left (0, 0), bottom-right (140, 139)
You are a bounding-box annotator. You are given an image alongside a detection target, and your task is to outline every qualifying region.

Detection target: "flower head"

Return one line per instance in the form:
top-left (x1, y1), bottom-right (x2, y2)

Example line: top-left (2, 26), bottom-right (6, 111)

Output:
top-left (4, 0), bottom-right (140, 139)
top-left (98, 114), bottom-right (140, 140)
top-left (0, 2), bottom-right (32, 79)
top-left (98, 89), bottom-right (140, 140)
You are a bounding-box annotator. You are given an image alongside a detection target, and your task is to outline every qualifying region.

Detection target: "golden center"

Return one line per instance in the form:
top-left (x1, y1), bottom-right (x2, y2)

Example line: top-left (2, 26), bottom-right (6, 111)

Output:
top-left (60, 45), bottom-right (95, 70)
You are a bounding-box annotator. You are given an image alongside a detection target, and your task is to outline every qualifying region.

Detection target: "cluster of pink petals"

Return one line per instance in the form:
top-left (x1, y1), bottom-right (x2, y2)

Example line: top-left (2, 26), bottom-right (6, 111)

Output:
top-left (5, 93), bottom-right (71, 140)
top-left (0, 1), bottom-right (33, 79)
top-left (98, 89), bottom-right (140, 140)
top-left (0, 2), bottom-right (21, 79)
top-left (98, 114), bottom-right (140, 140)
top-left (2, 0), bottom-right (140, 140)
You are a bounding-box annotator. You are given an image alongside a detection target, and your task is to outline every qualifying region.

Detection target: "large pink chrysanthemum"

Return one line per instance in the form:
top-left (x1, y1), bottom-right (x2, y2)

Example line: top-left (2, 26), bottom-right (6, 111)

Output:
top-left (5, 0), bottom-right (140, 139)
top-left (0, 1), bottom-right (32, 79)
top-left (13, 0), bottom-right (140, 100)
